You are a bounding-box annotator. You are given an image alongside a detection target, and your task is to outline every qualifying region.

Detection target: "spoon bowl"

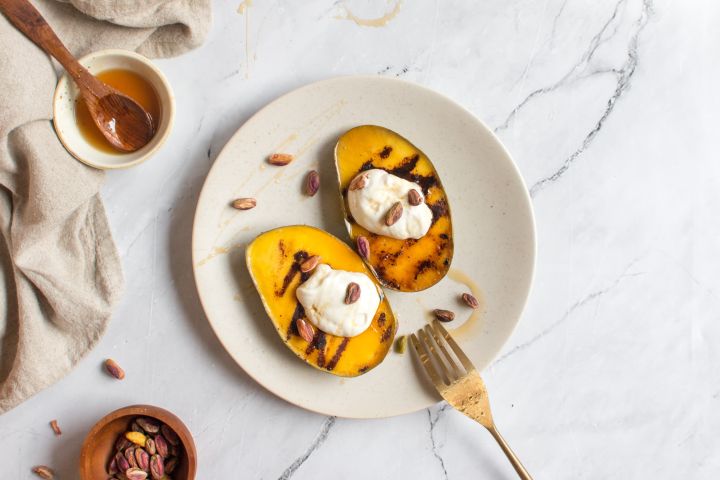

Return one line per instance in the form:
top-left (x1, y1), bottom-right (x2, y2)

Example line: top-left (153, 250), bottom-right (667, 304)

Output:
top-left (90, 91), bottom-right (155, 152)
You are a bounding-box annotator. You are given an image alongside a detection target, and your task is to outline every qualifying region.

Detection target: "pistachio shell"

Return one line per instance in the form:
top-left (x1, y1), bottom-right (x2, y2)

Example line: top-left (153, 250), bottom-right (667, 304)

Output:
top-left (149, 455), bottom-right (164, 479)
top-left (160, 425), bottom-right (180, 446)
top-left (154, 434), bottom-right (169, 457)
top-left (125, 467), bottom-right (148, 480)
top-left (136, 418), bottom-right (160, 434)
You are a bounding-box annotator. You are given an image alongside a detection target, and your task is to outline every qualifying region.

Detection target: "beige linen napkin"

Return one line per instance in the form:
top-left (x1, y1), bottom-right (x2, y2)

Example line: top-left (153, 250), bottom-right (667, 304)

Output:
top-left (0, 0), bottom-right (210, 414)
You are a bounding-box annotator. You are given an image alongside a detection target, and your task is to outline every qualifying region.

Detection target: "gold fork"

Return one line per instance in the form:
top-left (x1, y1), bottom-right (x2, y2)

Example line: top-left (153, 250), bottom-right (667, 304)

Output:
top-left (410, 320), bottom-right (533, 480)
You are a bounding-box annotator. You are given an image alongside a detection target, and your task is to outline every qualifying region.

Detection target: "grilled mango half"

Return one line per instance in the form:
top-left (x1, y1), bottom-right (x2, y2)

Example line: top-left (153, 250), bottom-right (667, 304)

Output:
top-left (335, 125), bottom-right (453, 292)
top-left (246, 225), bottom-right (397, 377)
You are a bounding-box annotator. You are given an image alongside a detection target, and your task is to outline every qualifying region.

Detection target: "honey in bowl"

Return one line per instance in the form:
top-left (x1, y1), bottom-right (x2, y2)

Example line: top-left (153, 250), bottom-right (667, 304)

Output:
top-left (75, 69), bottom-right (161, 153)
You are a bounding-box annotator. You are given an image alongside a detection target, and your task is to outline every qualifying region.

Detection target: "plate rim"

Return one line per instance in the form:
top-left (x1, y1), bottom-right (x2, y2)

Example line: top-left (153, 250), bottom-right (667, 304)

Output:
top-left (191, 75), bottom-right (537, 418)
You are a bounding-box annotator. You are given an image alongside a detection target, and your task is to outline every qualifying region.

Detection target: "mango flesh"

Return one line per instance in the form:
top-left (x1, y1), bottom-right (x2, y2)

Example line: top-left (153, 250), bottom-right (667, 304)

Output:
top-left (335, 125), bottom-right (453, 292)
top-left (246, 225), bottom-right (397, 377)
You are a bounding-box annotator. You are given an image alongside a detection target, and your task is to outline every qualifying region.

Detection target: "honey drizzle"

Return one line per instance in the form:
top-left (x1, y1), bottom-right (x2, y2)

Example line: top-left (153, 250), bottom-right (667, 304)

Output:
top-left (447, 268), bottom-right (484, 337)
top-left (337, 0), bottom-right (403, 27)
top-left (75, 69), bottom-right (161, 153)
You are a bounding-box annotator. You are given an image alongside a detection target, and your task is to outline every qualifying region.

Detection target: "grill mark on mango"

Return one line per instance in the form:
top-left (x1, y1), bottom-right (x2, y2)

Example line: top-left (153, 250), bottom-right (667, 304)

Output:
top-left (276, 250), bottom-right (310, 297)
top-left (388, 154), bottom-right (419, 176)
top-left (317, 348), bottom-right (326, 368)
top-left (358, 154), bottom-right (439, 195)
top-left (378, 249), bottom-right (402, 265)
top-left (287, 302), bottom-right (306, 340)
top-left (305, 331), bottom-right (326, 355)
top-left (303, 330), bottom-right (328, 367)
top-left (326, 338), bottom-right (350, 371)
top-left (374, 264), bottom-right (401, 290)
top-left (368, 230), bottom-right (451, 289)
top-left (380, 324), bottom-right (394, 343)
top-left (414, 259), bottom-right (435, 280)
top-left (430, 199), bottom-right (449, 224)
top-left (359, 160), bottom-right (374, 172)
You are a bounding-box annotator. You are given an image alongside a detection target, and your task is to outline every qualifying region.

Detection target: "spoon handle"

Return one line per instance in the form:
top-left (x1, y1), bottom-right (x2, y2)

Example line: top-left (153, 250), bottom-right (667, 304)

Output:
top-left (0, 0), bottom-right (106, 95)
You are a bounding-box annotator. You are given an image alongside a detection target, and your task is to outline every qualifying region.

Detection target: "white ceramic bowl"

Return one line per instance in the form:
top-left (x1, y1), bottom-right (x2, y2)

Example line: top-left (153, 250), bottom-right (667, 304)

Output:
top-left (53, 49), bottom-right (175, 169)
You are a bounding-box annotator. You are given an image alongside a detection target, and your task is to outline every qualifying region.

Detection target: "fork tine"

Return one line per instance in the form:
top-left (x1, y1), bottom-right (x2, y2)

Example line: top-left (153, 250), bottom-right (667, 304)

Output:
top-left (418, 328), bottom-right (452, 384)
top-left (431, 320), bottom-right (476, 373)
top-left (409, 333), bottom-right (444, 388)
top-left (424, 324), bottom-right (462, 379)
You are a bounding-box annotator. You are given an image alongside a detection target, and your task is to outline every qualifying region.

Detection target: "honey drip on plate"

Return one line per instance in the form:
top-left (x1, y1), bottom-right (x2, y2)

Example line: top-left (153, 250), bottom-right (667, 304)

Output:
top-left (447, 268), bottom-right (484, 337)
top-left (75, 69), bottom-right (161, 154)
top-left (338, 0), bottom-right (403, 27)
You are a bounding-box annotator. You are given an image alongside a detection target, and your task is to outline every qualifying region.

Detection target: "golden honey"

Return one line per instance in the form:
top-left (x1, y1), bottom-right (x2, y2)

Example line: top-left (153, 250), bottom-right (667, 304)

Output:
top-left (75, 69), bottom-right (161, 153)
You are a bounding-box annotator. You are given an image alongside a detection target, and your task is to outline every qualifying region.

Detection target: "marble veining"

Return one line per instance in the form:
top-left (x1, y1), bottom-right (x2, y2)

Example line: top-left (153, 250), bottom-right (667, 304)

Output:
top-left (428, 404), bottom-right (451, 480)
top-left (279, 416), bottom-right (336, 479)
top-left (493, 258), bottom-right (643, 366)
top-left (2, 0), bottom-right (719, 478)
top-left (530, 1), bottom-right (653, 196)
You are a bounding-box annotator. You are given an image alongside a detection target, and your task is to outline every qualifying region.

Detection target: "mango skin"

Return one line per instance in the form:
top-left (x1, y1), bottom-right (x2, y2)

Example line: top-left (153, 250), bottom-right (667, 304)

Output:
top-left (335, 125), bottom-right (453, 292)
top-left (246, 225), bottom-right (397, 377)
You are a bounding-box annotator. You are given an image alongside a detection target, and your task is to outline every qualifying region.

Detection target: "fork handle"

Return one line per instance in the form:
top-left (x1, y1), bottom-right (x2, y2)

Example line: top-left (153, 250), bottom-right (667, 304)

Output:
top-left (487, 424), bottom-right (533, 480)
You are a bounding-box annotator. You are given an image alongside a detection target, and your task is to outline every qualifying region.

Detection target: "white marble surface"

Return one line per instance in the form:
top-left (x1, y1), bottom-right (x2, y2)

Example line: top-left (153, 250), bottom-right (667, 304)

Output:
top-left (3, 0), bottom-right (720, 478)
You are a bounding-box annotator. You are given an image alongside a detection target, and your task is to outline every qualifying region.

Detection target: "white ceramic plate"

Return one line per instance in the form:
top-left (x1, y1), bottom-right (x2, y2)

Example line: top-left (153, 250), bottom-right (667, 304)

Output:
top-left (192, 76), bottom-right (535, 418)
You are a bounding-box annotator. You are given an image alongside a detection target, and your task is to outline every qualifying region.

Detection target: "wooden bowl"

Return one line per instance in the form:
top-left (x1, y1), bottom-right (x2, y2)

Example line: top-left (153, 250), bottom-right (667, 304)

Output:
top-left (79, 405), bottom-right (196, 480)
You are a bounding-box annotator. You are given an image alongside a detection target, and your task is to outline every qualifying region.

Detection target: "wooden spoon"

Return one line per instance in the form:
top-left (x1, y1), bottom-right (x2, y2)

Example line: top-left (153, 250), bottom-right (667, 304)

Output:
top-left (0, 0), bottom-right (155, 152)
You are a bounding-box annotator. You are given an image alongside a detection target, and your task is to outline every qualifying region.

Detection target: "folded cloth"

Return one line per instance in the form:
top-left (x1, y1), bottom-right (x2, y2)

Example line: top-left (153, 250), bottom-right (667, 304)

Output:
top-left (0, 0), bottom-right (210, 414)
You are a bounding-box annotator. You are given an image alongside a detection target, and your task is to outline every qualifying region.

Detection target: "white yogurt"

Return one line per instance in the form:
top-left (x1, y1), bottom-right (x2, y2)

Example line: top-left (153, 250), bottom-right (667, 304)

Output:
top-left (347, 169), bottom-right (432, 240)
top-left (296, 264), bottom-right (380, 337)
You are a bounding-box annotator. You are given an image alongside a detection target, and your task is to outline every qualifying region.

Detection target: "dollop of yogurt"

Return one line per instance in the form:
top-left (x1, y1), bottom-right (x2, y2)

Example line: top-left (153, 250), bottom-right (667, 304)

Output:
top-left (347, 169), bottom-right (432, 240)
top-left (296, 264), bottom-right (381, 337)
